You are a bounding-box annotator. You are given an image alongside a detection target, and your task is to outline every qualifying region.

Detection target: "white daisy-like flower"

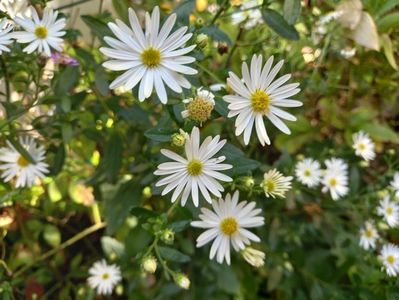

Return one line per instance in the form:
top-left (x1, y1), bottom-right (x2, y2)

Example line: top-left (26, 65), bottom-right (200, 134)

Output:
top-left (12, 6), bottom-right (66, 57)
top-left (0, 19), bottom-right (13, 54)
top-left (100, 6), bottom-right (197, 104)
top-left (0, 136), bottom-right (49, 188)
top-left (231, 0), bottom-right (263, 29)
top-left (241, 246), bottom-right (265, 268)
top-left (352, 131), bottom-right (375, 161)
top-left (359, 220), bottom-right (379, 250)
top-left (87, 260), bottom-right (122, 295)
top-left (181, 88), bottom-right (215, 124)
top-left (223, 55), bottom-right (301, 146)
top-left (260, 169), bottom-right (293, 198)
top-left (191, 191), bottom-right (264, 265)
top-left (380, 243), bottom-right (399, 277)
top-left (390, 172), bottom-right (399, 199)
top-left (321, 158), bottom-right (349, 200)
top-left (0, 0), bottom-right (30, 19)
top-left (154, 126), bottom-right (232, 206)
top-left (295, 158), bottom-right (322, 188)
top-left (377, 196), bottom-right (399, 228)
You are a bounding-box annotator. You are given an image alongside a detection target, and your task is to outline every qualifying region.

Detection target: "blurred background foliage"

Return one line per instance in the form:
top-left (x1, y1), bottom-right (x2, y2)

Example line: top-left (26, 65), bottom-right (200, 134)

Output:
top-left (0, 0), bottom-right (399, 299)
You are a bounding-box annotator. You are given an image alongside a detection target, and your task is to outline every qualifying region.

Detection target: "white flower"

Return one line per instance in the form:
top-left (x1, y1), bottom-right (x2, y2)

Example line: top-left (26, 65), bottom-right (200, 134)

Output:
top-left (380, 244), bottom-right (399, 277)
top-left (100, 6), bottom-right (197, 104)
top-left (340, 47), bottom-right (356, 59)
top-left (191, 191), bottom-right (264, 265)
top-left (0, 136), bottom-right (49, 188)
top-left (0, 19), bottom-right (13, 54)
top-left (87, 260), bottom-right (122, 295)
top-left (377, 196), bottom-right (399, 228)
top-left (359, 220), bottom-right (379, 250)
top-left (352, 131), bottom-right (375, 161)
top-left (231, 0), bottom-right (263, 29)
top-left (390, 172), bottom-right (399, 199)
top-left (241, 247), bottom-right (265, 268)
top-left (181, 88), bottom-right (215, 124)
top-left (223, 55), bottom-right (301, 146)
top-left (295, 158), bottom-right (322, 188)
top-left (154, 126), bottom-right (232, 206)
top-left (321, 158), bottom-right (349, 200)
top-left (12, 6), bottom-right (66, 57)
top-left (209, 83), bottom-right (225, 92)
top-left (0, 0), bottom-right (30, 19)
top-left (260, 169), bottom-right (293, 198)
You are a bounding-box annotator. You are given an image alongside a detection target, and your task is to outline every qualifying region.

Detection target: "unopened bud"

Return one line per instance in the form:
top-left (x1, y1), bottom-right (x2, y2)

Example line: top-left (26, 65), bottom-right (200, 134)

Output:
top-left (160, 229), bottom-right (175, 244)
top-left (174, 273), bottom-right (190, 289)
top-left (241, 247), bottom-right (265, 268)
top-left (196, 33), bottom-right (208, 49)
top-left (171, 130), bottom-right (187, 147)
top-left (142, 255), bottom-right (157, 274)
top-left (243, 176), bottom-right (255, 189)
top-left (217, 42), bottom-right (229, 55)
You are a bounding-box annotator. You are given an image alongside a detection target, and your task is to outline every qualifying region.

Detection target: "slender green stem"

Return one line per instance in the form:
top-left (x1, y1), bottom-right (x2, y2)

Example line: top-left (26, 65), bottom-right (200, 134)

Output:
top-left (12, 222), bottom-right (106, 278)
top-left (195, 62), bottom-right (224, 83)
top-left (225, 27), bottom-right (244, 68)
top-left (56, 0), bottom-right (94, 10)
top-left (0, 56), bottom-right (11, 103)
top-left (210, 0), bottom-right (229, 25)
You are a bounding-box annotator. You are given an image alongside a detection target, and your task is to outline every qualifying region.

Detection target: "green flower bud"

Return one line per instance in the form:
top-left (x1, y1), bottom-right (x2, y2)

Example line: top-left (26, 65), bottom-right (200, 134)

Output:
top-left (174, 273), bottom-right (190, 289)
top-left (142, 255), bottom-right (157, 274)
top-left (160, 228), bottom-right (175, 244)
top-left (196, 33), bottom-right (208, 49)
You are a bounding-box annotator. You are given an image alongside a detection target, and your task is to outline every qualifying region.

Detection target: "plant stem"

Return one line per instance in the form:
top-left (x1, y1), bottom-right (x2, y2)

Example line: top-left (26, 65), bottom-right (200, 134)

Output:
top-left (210, 0), bottom-right (229, 25)
top-left (12, 222), bottom-right (106, 278)
top-left (0, 56), bottom-right (11, 103)
top-left (225, 27), bottom-right (244, 68)
top-left (56, 0), bottom-right (94, 10)
top-left (195, 62), bottom-right (224, 83)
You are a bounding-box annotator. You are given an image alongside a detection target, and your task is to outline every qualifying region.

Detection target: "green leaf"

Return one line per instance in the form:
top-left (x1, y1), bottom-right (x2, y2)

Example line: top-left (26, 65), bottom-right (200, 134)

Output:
top-left (381, 34), bottom-right (398, 70)
top-left (101, 236), bottom-right (125, 257)
top-left (43, 224), bottom-right (61, 248)
top-left (217, 264), bottom-right (240, 294)
top-left (50, 143), bottom-right (65, 176)
top-left (54, 66), bottom-right (80, 96)
top-left (361, 123), bottom-right (399, 143)
top-left (158, 246), bottom-right (190, 263)
top-left (283, 0), bottom-right (301, 25)
top-left (219, 143), bottom-right (261, 175)
top-left (112, 0), bottom-right (129, 22)
top-left (168, 220), bottom-right (190, 233)
top-left (81, 14), bottom-right (113, 40)
top-left (103, 180), bottom-right (142, 234)
top-left (377, 12), bottom-right (399, 31)
top-left (199, 25), bottom-right (232, 45)
top-left (101, 132), bottom-right (124, 182)
top-left (214, 99), bottom-right (228, 117)
top-left (144, 115), bottom-right (174, 142)
top-left (267, 267), bottom-right (283, 291)
top-left (95, 66), bottom-right (109, 96)
top-left (262, 8), bottom-right (299, 40)
top-left (173, 0), bottom-right (195, 24)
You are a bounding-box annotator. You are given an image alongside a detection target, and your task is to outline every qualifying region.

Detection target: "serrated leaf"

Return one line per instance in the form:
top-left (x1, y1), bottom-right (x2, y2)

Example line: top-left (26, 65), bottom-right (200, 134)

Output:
top-left (262, 9), bottom-right (299, 40)
top-left (158, 246), bottom-right (190, 263)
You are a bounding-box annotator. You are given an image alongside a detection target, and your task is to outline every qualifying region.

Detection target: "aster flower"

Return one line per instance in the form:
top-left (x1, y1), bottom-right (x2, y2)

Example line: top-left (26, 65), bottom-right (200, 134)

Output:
top-left (223, 55), bottom-right (301, 146)
top-left (380, 244), bottom-right (399, 277)
top-left (87, 260), bottom-right (122, 295)
top-left (359, 220), bottom-right (379, 250)
top-left (260, 169), bottom-right (293, 198)
top-left (352, 131), bottom-right (375, 161)
top-left (154, 126), bottom-right (232, 206)
top-left (321, 158), bottom-right (348, 200)
top-left (191, 191), bottom-right (264, 265)
top-left (377, 196), bottom-right (399, 228)
top-left (0, 136), bottom-right (49, 188)
top-left (390, 172), bottom-right (399, 198)
top-left (0, 19), bottom-right (13, 55)
top-left (0, 0), bottom-right (30, 19)
top-left (295, 158), bottom-right (322, 188)
top-left (100, 6), bottom-right (197, 103)
top-left (241, 247), bottom-right (265, 268)
top-left (12, 6), bottom-right (66, 57)
top-left (181, 88), bottom-right (215, 124)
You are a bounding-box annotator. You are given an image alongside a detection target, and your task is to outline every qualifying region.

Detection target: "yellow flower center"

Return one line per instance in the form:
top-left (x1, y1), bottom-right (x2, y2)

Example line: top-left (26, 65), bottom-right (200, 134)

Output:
top-left (304, 170), bottom-right (311, 177)
top-left (387, 255), bottom-right (395, 265)
top-left (220, 217), bottom-right (238, 235)
top-left (250, 89), bottom-right (270, 114)
top-left (17, 156), bottom-right (30, 168)
top-left (35, 26), bottom-right (48, 39)
top-left (141, 47), bottom-right (161, 68)
top-left (329, 178), bottom-right (337, 187)
top-left (365, 229), bottom-right (373, 238)
top-left (387, 207), bottom-right (393, 215)
top-left (102, 272), bottom-right (110, 280)
top-left (263, 179), bottom-right (276, 192)
top-left (187, 159), bottom-right (203, 176)
top-left (358, 143), bottom-right (366, 151)
top-left (187, 97), bottom-right (214, 123)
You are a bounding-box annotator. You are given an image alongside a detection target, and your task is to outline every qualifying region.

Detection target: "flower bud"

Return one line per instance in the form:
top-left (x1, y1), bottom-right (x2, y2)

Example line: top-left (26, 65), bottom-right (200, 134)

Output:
top-left (142, 256), bottom-right (157, 274)
top-left (196, 33), bottom-right (208, 49)
top-left (217, 42), bottom-right (229, 55)
top-left (160, 229), bottom-right (175, 244)
top-left (243, 176), bottom-right (255, 189)
top-left (174, 273), bottom-right (190, 289)
top-left (241, 247), bottom-right (265, 268)
top-left (171, 130), bottom-right (187, 147)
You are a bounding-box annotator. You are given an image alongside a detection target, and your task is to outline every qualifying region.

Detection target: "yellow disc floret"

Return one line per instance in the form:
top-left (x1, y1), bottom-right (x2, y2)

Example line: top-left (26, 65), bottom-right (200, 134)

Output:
top-left (35, 26), bottom-right (48, 39)
top-left (187, 159), bottom-right (203, 176)
top-left (17, 156), bottom-right (30, 168)
top-left (251, 89), bottom-right (270, 114)
top-left (220, 217), bottom-right (238, 236)
top-left (141, 47), bottom-right (161, 68)
top-left (187, 96), bottom-right (214, 123)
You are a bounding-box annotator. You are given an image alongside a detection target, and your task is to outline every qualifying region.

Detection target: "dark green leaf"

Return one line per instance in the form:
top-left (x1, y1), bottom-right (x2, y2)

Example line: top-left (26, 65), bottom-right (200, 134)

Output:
top-left (54, 66), bottom-right (80, 96)
top-left (262, 9), bottom-right (300, 40)
top-left (219, 143), bottom-right (261, 175)
top-left (378, 12), bottom-right (399, 31)
top-left (283, 0), bottom-right (301, 25)
top-left (199, 25), bottom-right (232, 45)
top-left (95, 66), bottom-right (109, 96)
top-left (81, 14), bottom-right (113, 40)
top-left (158, 246), bottom-right (190, 263)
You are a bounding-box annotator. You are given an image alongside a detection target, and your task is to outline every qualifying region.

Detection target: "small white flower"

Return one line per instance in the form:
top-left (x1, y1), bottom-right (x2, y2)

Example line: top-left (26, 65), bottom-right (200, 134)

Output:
top-left (377, 196), bottom-right (399, 228)
top-left (12, 6), bottom-right (66, 57)
top-left (340, 47), bottom-right (356, 59)
top-left (154, 126), bottom-right (232, 206)
top-left (0, 136), bottom-right (49, 188)
top-left (224, 55), bottom-right (301, 146)
top-left (321, 158), bottom-right (349, 200)
top-left (231, 0), bottom-right (263, 29)
top-left (0, 19), bottom-right (13, 54)
top-left (380, 243), bottom-right (399, 277)
top-left (209, 83), bottom-right (225, 92)
top-left (0, 0), bottom-right (30, 19)
top-left (100, 6), bottom-right (197, 103)
top-left (295, 158), bottom-right (322, 188)
top-left (191, 191), bottom-right (264, 265)
top-left (260, 169), bottom-right (293, 198)
top-left (87, 260), bottom-right (122, 295)
top-left (241, 247), bottom-right (265, 268)
top-left (390, 172), bottom-right (399, 199)
top-left (352, 131), bottom-right (375, 161)
top-left (359, 220), bottom-right (379, 250)
top-left (181, 88), bottom-right (215, 124)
